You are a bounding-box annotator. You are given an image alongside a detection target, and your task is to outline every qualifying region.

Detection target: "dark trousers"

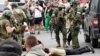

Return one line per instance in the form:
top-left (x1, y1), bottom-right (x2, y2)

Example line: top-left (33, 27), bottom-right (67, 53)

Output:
top-left (55, 25), bottom-right (67, 45)
top-left (67, 31), bottom-right (72, 43)
top-left (65, 46), bottom-right (90, 55)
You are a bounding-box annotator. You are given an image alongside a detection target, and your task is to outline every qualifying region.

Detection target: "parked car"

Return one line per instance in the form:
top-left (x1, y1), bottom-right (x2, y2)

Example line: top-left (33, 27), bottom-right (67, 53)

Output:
top-left (83, 0), bottom-right (100, 48)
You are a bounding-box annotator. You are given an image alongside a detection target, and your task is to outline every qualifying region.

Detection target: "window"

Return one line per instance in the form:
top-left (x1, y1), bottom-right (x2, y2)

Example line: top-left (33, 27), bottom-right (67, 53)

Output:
top-left (97, 0), bottom-right (100, 13)
top-left (90, 0), bottom-right (98, 12)
top-left (18, 3), bottom-right (25, 6)
top-left (8, 0), bottom-right (20, 2)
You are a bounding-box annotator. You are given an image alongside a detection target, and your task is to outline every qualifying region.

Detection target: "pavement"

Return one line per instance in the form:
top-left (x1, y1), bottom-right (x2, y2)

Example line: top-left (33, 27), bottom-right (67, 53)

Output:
top-left (24, 29), bottom-right (100, 56)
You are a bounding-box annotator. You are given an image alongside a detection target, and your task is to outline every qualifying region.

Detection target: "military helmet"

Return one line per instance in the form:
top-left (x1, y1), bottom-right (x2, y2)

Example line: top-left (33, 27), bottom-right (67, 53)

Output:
top-left (3, 10), bottom-right (12, 16)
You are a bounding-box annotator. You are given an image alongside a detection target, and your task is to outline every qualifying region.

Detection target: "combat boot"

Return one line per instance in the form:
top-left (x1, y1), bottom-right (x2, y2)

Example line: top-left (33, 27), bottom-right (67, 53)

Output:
top-left (56, 40), bottom-right (61, 48)
top-left (63, 41), bottom-right (68, 48)
top-left (56, 43), bottom-right (61, 48)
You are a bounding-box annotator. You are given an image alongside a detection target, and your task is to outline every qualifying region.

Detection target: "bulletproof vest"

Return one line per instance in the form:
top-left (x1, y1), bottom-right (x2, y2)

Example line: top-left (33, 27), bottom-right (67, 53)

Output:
top-left (12, 8), bottom-right (25, 23)
top-left (51, 7), bottom-right (58, 24)
top-left (22, 8), bottom-right (28, 16)
top-left (57, 8), bottom-right (65, 24)
top-left (52, 7), bottom-right (59, 17)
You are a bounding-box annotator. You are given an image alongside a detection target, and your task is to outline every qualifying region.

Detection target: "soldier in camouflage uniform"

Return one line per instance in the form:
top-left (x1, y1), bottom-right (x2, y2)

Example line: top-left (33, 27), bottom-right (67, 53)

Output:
top-left (11, 3), bottom-right (27, 44)
top-left (22, 3), bottom-right (29, 21)
top-left (50, 4), bottom-right (67, 48)
top-left (0, 9), bottom-right (15, 40)
top-left (67, 1), bottom-right (81, 49)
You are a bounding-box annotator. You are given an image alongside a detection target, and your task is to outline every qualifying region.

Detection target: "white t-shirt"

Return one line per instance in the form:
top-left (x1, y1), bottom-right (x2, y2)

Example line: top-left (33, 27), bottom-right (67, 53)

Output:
top-left (34, 6), bottom-right (43, 18)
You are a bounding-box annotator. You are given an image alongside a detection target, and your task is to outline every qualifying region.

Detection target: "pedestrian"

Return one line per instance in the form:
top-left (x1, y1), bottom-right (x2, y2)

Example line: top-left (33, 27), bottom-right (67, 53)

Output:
top-left (33, 3), bottom-right (43, 34)
top-left (44, 4), bottom-right (51, 32)
top-left (0, 39), bottom-right (22, 56)
top-left (44, 46), bottom-right (95, 56)
top-left (0, 9), bottom-right (16, 40)
top-left (36, 0), bottom-right (45, 8)
top-left (67, 1), bottom-right (81, 49)
top-left (36, 0), bottom-right (46, 28)
top-left (28, 3), bottom-right (35, 34)
top-left (22, 35), bottom-right (48, 56)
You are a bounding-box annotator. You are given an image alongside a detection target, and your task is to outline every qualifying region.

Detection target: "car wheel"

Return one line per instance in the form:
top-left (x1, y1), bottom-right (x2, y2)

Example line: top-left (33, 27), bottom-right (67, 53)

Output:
top-left (85, 34), bottom-right (90, 43)
top-left (91, 38), bottom-right (98, 48)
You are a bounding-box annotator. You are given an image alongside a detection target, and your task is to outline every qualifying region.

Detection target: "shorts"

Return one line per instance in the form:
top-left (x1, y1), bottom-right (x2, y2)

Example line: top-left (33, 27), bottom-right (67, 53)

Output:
top-left (34, 17), bottom-right (42, 24)
top-left (28, 18), bottom-right (34, 26)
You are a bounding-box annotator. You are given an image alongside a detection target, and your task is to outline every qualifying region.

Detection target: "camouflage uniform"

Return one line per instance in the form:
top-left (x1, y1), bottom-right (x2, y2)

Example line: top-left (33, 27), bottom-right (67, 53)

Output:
top-left (67, 1), bottom-right (81, 49)
top-left (0, 10), bottom-right (12, 40)
top-left (50, 4), bottom-right (67, 47)
top-left (22, 4), bottom-right (30, 22)
top-left (11, 3), bottom-right (27, 44)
